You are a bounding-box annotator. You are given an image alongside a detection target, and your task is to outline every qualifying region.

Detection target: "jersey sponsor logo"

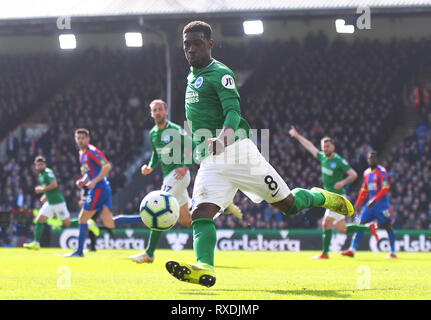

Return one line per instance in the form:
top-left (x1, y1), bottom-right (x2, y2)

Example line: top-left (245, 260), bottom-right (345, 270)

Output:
top-left (322, 167), bottom-right (334, 176)
top-left (368, 182), bottom-right (377, 191)
top-left (185, 91), bottom-right (199, 103)
top-left (330, 162), bottom-right (337, 169)
top-left (221, 74), bottom-right (235, 89)
top-left (163, 135), bottom-right (171, 143)
top-left (194, 76), bottom-right (203, 89)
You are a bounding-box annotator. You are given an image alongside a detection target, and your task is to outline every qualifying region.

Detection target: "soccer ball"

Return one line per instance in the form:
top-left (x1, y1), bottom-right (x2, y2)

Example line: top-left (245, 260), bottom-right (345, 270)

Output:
top-left (139, 191), bottom-right (180, 231)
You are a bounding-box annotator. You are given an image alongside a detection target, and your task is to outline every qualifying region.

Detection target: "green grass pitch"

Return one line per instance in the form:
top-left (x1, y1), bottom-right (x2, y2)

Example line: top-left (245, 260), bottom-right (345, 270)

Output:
top-left (1, 248), bottom-right (430, 300)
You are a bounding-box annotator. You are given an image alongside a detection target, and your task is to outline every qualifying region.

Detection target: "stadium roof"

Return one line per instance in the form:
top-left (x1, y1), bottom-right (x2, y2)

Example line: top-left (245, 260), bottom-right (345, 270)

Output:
top-left (1, 0), bottom-right (431, 20)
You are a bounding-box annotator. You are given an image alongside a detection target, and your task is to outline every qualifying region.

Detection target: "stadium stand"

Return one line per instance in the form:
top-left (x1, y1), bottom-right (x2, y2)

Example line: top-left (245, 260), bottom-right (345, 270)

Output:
top-left (1, 35), bottom-right (431, 234)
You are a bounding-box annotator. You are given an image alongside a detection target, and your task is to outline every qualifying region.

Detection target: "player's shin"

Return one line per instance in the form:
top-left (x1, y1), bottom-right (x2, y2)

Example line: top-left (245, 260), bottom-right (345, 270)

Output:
top-left (350, 232), bottom-right (364, 251)
top-left (114, 214), bottom-right (142, 227)
top-left (388, 229), bottom-right (396, 254)
top-left (284, 188), bottom-right (325, 215)
top-left (145, 229), bottom-right (163, 258)
top-left (346, 224), bottom-right (370, 234)
top-left (322, 229), bottom-right (332, 255)
top-left (77, 224), bottom-right (88, 254)
top-left (34, 222), bottom-right (44, 243)
top-left (192, 218), bottom-right (217, 267)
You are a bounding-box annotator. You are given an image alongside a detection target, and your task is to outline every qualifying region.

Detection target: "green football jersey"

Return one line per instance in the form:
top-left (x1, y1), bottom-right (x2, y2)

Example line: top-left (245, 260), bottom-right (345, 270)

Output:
top-left (38, 168), bottom-right (65, 205)
top-left (148, 121), bottom-right (194, 178)
top-left (185, 58), bottom-right (251, 158)
top-left (316, 151), bottom-right (352, 195)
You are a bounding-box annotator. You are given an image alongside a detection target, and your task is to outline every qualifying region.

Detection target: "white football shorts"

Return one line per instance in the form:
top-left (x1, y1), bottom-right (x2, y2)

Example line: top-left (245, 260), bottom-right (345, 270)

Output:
top-left (38, 201), bottom-right (70, 220)
top-left (191, 138), bottom-right (291, 216)
top-left (161, 169), bottom-right (191, 207)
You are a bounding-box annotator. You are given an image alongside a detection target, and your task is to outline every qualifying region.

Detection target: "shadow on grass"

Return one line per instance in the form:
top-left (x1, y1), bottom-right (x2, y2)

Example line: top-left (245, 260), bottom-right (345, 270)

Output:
top-left (178, 291), bottom-right (219, 296)
top-left (208, 287), bottom-right (399, 299)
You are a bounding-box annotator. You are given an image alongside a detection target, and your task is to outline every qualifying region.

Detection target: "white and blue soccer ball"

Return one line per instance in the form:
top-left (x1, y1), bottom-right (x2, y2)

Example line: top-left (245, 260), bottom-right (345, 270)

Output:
top-left (139, 191), bottom-right (179, 231)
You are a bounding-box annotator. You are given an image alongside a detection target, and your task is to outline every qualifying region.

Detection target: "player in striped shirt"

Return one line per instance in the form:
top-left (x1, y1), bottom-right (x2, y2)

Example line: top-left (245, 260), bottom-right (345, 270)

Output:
top-left (66, 128), bottom-right (116, 257)
top-left (341, 151), bottom-right (397, 259)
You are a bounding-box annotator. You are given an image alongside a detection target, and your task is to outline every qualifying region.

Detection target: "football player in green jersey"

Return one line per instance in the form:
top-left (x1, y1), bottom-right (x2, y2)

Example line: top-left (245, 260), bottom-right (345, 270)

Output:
top-left (130, 99), bottom-right (242, 263)
top-left (289, 126), bottom-right (379, 259)
top-left (23, 156), bottom-right (99, 250)
top-left (165, 21), bottom-right (355, 287)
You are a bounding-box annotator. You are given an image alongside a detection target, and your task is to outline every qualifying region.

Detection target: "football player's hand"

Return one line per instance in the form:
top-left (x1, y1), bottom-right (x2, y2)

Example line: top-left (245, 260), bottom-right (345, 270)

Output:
top-left (85, 180), bottom-right (96, 190)
top-left (34, 186), bottom-right (44, 194)
top-left (40, 194), bottom-right (46, 203)
top-left (334, 182), bottom-right (344, 190)
top-left (208, 138), bottom-right (225, 155)
top-left (76, 179), bottom-right (85, 189)
top-left (174, 166), bottom-right (188, 180)
top-left (288, 126), bottom-right (298, 138)
top-left (367, 199), bottom-right (376, 210)
top-left (141, 165), bottom-right (153, 176)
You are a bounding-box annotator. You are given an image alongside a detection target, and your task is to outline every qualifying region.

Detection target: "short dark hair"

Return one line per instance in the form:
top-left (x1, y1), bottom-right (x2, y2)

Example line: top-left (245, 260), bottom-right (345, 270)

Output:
top-left (75, 128), bottom-right (90, 136)
top-left (183, 21), bottom-right (212, 40)
top-left (34, 155), bottom-right (46, 163)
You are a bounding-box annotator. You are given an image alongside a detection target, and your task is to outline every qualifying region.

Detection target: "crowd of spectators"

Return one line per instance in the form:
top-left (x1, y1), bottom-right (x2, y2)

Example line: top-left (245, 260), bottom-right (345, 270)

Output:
top-left (1, 34), bottom-right (431, 234)
top-left (0, 52), bottom-right (76, 140)
top-left (0, 46), bottom-right (165, 217)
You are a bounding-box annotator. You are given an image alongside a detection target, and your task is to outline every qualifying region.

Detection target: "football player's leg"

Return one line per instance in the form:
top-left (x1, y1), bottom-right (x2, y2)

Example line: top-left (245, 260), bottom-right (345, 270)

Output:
top-left (166, 202), bottom-right (219, 287)
top-left (24, 204), bottom-right (49, 249)
top-left (56, 202), bottom-right (72, 228)
top-left (378, 212), bottom-right (396, 257)
top-left (65, 208), bottom-right (96, 257)
top-left (320, 214), bottom-right (336, 257)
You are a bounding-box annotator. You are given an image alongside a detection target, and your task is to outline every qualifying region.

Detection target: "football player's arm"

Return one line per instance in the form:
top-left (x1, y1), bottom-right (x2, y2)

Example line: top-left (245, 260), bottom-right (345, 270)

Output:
top-left (91, 163), bottom-right (111, 185)
top-left (142, 142), bottom-right (158, 175)
top-left (335, 168), bottom-right (358, 190)
top-left (86, 150), bottom-right (111, 188)
top-left (35, 177), bottom-right (58, 194)
top-left (355, 175), bottom-right (368, 208)
top-left (209, 71), bottom-right (241, 155)
top-left (288, 126), bottom-right (319, 158)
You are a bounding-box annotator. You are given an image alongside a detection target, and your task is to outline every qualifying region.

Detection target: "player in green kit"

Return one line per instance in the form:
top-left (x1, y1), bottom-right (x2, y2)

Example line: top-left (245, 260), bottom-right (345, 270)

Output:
top-left (289, 127), bottom-right (379, 259)
top-left (165, 21), bottom-right (355, 287)
top-left (23, 156), bottom-right (99, 250)
top-left (129, 99), bottom-right (242, 263)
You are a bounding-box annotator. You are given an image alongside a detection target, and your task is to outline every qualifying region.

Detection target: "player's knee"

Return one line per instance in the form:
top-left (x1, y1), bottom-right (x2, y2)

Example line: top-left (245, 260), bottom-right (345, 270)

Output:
top-left (191, 203), bottom-right (220, 221)
top-left (271, 194), bottom-right (294, 214)
top-left (335, 223), bottom-right (346, 233)
top-left (179, 214), bottom-right (192, 227)
top-left (379, 221), bottom-right (392, 231)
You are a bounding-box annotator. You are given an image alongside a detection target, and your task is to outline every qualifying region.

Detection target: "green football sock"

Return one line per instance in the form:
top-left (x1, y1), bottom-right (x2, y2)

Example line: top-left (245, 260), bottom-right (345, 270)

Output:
top-left (145, 230), bottom-right (163, 258)
top-left (69, 218), bottom-right (79, 228)
top-left (34, 222), bottom-right (44, 242)
top-left (322, 229), bottom-right (332, 255)
top-left (192, 218), bottom-right (217, 267)
top-left (284, 188), bottom-right (326, 215)
top-left (346, 223), bottom-right (370, 234)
